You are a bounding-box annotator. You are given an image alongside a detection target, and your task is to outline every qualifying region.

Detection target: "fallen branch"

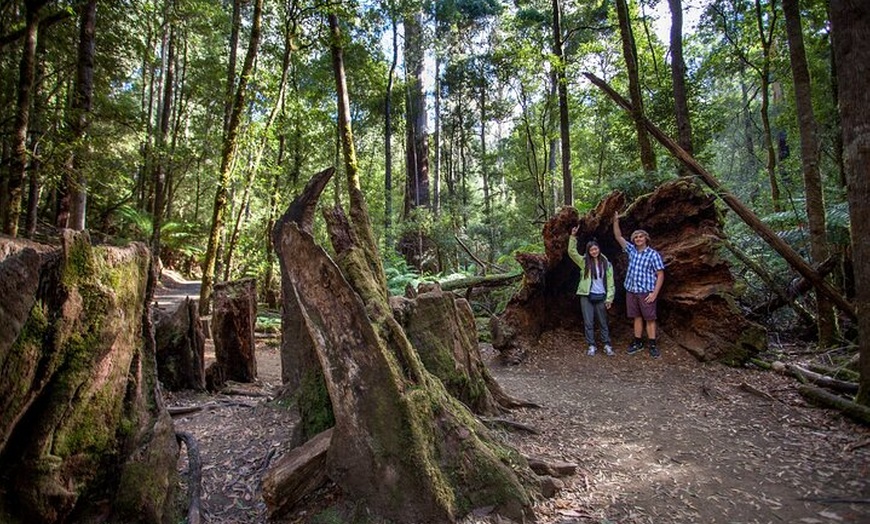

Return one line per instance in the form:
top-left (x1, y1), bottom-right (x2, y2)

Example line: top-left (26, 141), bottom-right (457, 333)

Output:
top-left (845, 439), bottom-right (870, 452)
top-left (787, 364), bottom-right (859, 395)
top-left (797, 385), bottom-right (870, 426)
top-left (739, 382), bottom-right (781, 403)
top-left (176, 431), bottom-right (202, 524)
top-left (168, 399), bottom-right (256, 417)
top-left (439, 271), bottom-right (522, 292)
top-left (263, 428), bottom-right (332, 519)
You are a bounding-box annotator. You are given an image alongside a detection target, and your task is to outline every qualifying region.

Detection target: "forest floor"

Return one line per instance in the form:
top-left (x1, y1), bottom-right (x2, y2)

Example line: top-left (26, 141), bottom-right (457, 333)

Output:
top-left (158, 275), bottom-right (870, 524)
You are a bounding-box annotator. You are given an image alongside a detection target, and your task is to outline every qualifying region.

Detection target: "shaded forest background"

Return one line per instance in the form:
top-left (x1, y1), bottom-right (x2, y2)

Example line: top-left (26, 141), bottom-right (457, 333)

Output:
top-left (0, 1), bottom-right (865, 379)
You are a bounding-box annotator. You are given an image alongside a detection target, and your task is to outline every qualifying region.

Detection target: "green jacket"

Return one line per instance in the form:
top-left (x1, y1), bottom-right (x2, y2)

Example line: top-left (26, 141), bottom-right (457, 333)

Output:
top-left (567, 236), bottom-right (615, 302)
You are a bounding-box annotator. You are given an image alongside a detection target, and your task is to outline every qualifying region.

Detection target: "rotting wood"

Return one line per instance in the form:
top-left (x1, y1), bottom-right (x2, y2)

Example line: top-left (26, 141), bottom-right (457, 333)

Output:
top-left (176, 431), bottom-right (202, 524)
top-left (439, 271), bottom-right (522, 292)
top-left (798, 385), bottom-right (870, 426)
top-left (262, 428), bottom-right (332, 520)
top-left (786, 364), bottom-right (859, 395)
top-left (525, 456), bottom-right (578, 478)
top-left (583, 72), bottom-right (856, 321)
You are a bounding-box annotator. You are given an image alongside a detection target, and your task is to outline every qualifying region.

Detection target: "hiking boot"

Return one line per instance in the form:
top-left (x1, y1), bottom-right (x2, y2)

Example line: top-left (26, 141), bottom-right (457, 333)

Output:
top-left (627, 340), bottom-right (644, 355)
top-left (587, 345), bottom-right (597, 356)
top-left (604, 345), bottom-right (615, 356)
top-left (649, 344), bottom-right (661, 359)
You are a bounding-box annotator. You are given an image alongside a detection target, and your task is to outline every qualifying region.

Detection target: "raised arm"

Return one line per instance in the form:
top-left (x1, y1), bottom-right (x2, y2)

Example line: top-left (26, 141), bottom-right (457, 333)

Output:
top-left (613, 212), bottom-right (627, 250)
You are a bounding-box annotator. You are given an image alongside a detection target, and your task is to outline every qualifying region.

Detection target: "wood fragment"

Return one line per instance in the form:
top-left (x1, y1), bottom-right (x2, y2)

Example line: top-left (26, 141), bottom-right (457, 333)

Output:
top-left (844, 439), bottom-right (870, 452)
top-left (739, 382), bottom-right (780, 403)
top-left (177, 431), bottom-right (202, 524)
top-left (262, 428), bottom-right (332, 519)
top-left (797, 385), bottom-right (870, 426)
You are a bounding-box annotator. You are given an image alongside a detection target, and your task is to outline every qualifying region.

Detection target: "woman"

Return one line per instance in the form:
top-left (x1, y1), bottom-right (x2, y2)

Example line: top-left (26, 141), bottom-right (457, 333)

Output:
top-left (568, 227), bottom-right (615, 356)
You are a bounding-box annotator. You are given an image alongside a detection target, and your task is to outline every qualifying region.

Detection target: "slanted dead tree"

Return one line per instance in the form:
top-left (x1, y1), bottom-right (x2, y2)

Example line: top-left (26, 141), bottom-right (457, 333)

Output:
top-left (269, 167), bottom-right (538, 522)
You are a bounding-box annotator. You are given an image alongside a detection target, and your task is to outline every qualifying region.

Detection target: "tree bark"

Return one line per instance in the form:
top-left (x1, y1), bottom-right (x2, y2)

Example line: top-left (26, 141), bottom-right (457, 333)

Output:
top-left (615, 0), bottom-right (656, 173)
top-left (212, 278), bottom-right (257, 384)
top-left (782, 0), bottom-right (837, 345)
top-left (271, 189), bottom-right (536, 523)
top-left (668, 0), bottom-right (694, 177)
top-left (3, 0), bottom-right (48, 237)
top-left (829, 0), bottom-right (870, 405)
top-left (552, 0), bottom-right (573, 205)
top-left (155, 297), bottom-right (206, 391)
top-left (403, 11), bottom-right (430, 215)
top-left (65, 0), bottom-right (96, 231)
top-left (0, 233), bottom-right (177, 523)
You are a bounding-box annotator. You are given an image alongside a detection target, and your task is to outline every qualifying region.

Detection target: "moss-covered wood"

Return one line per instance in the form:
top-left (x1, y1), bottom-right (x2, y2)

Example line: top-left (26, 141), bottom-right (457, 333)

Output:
top-left (270, 168), bottom-right (537, 522)
top-left (0, 232), bottom-right (177, 524)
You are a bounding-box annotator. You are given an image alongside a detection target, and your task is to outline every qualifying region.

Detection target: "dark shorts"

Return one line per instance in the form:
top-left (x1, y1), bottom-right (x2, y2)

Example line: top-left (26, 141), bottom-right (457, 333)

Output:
top-left (626, 291), bottom-right (657, 320)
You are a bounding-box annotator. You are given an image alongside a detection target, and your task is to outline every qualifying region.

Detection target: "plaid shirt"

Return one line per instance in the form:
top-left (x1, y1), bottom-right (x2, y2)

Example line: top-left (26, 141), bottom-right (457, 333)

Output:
top-left (623, 243), bottom-right (665, 293)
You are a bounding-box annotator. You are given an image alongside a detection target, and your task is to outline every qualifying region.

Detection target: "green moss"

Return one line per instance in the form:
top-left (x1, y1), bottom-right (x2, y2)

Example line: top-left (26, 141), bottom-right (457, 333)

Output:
top-left (298, 369), bottom-right (335, 438)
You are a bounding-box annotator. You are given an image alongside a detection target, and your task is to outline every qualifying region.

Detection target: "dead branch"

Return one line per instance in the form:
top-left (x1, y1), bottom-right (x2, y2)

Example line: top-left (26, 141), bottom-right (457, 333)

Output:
top-left (797, 385), bottom-right (870, 426)
top-left (739, 382), bottom-right (782, 403)
top-left (787, 364), bottom-right (859, 395)
top-left (176, 431), bottom-right (202, 524)
top-left (750, 255), bottom-right (838, 321)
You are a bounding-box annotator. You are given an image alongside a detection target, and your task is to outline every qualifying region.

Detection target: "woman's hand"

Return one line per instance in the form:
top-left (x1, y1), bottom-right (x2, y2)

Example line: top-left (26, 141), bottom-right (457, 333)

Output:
top-left (571, 225), bottom-right (579, 236)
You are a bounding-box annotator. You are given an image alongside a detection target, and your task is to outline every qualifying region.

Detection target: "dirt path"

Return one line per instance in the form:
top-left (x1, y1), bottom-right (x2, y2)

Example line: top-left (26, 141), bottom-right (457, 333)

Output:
top-left (489, 329), bottom-right (870, 524)
top-left (157, 271), bottom-right (870, 523)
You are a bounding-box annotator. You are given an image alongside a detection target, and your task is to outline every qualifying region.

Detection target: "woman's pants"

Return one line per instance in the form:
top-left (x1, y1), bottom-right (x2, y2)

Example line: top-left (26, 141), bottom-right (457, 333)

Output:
top-left (580, 295), bottom-right (611, 346)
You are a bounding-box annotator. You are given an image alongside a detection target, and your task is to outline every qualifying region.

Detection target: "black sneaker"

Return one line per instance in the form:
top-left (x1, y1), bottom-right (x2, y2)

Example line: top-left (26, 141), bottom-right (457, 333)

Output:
top-left (649, 345), bottom-right (661, 359)
top-left (627, 340), bottom-right (644, 355)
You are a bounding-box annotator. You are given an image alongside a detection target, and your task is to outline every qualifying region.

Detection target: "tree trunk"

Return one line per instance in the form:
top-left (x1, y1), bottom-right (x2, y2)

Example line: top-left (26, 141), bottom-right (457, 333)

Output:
top-left (0, 233), bottom-right (177, 523)
top-left (65, 0), bottom-right (96, 231)
top-left (403, 11), bottom-right (430, 216)
top-left (755, 0), bottom-right (781, 211)
top-left (782, 0), bottom-right (837, 346)
top-left (155, 297), bottom-right (206, 391)
top-left (200, 0), bottom-right (263, 315)
top-left (668, 0), bottom-right (693, 177)
top-left (3, 0), bottom-right (48, 237)
top-left (212, 278), bottom-right (257, 384)
top-left (384, 11), bottom-right (397, 245)
top-left (830, 0), bottom-right (870, 405)
top-left (615, 0), bottom-right (656, 173)
top-left (552, 0), bottom-right (573, 205)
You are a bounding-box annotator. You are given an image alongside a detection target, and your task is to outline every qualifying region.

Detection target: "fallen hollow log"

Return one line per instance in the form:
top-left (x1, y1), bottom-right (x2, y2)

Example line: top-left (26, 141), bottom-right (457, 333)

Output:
top-left (493, 179), bottom-right (767, 363)
top-left (798, 385), bottom-right (870, 426)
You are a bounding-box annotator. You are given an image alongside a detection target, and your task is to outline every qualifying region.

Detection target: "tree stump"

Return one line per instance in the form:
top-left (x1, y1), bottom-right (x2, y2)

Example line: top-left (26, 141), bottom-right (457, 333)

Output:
top-left (494, 178), bottom-right (767, 363)
top-left (270, 167), bottom-right (537, 523)
top-left (0, 232), bottom-right (177, 523)
top-left (155, 297), bottom-right (206, 391)
top-left (212, 278), bottom-right (257, 384)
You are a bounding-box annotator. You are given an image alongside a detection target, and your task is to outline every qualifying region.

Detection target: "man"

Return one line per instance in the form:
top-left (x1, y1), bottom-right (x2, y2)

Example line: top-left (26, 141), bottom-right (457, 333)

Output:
top-left (613, 212), bottom-right (665, 358)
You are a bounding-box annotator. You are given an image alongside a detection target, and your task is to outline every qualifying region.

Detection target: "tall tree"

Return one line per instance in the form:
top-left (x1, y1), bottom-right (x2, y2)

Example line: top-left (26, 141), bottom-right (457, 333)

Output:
top-left (668, 0), bottom-right (694, 176)
top-left (615, 0), bottom-right (657, 173)
top-left (403, 10), bottom-right (430, 216)
top-left (782, 0), bottom-right (837, 345)
top-left (2, 0), bottom-right (49, 237)
top-left (65, 0), bottom-right (96, 231)
top-left (200, 0), bottom-right (263, 315)
top-left (551, 0), bottom-right (573, 205)
top-left (829, 0), bottom-right (870, 405)
top-left (384, 4), bottom-right (398, 244)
